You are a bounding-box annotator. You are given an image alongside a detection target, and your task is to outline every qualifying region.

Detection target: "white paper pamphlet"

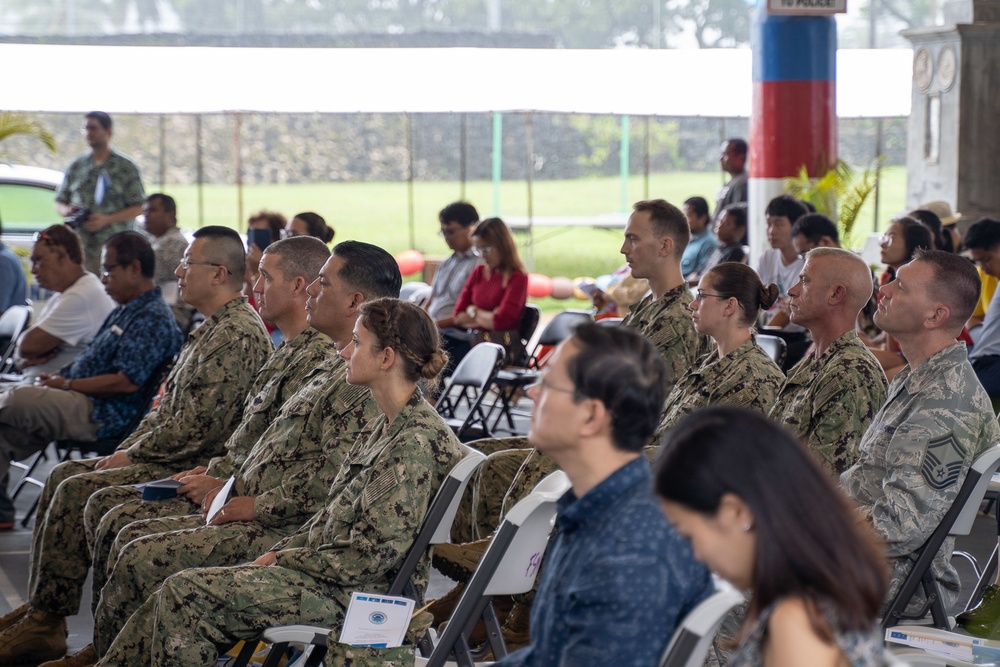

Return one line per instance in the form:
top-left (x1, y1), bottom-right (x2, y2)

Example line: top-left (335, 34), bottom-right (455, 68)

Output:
top-left (205, 475), bottom-right (236, 524)
top-left (338, 591), bottom-right (414, 648)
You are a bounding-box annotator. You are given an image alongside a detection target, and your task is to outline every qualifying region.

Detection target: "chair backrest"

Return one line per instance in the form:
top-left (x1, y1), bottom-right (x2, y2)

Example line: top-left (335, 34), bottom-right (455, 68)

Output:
top-left (434, 343), bottom-right (504, 439)
top-left (0, 304), bottom-right (32, 372)
top-left (756, 334), bottom-right (787, 367)
top-left (400, 281), bottom-right (433, 307)
top-left (514, 304), bottom-right (541, 365)
top-left (535, 309), bottom-right (594, 348)
top-left (423, 470), bottom-right (570, 667)
top-left (658, 580), bottom-right (745, 667)
top-left (386, 443), bottom-right (488, 600)
top-left (881, 443), bottom-right (1000, 630)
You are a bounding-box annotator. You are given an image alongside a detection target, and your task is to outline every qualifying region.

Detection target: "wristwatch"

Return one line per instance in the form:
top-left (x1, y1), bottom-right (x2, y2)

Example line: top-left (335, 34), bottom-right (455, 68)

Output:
top-left (63, 378), bottom-right (73, 391)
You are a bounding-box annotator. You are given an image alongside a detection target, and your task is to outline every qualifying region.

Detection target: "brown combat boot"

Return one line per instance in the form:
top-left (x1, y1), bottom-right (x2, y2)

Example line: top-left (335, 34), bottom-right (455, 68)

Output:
top-left (38, 644), bottom-right (97, 667)
top-left (501, 600), bottom-right (531, 650)
top-left (0, 606), bottom-right (67, 665)
top-left (432, 538), bottom-right (491, 582)
top-left (0, 605), bottom-right (29, 635)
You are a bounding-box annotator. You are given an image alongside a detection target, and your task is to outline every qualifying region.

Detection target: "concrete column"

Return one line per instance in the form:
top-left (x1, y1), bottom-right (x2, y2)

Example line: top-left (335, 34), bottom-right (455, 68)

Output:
top-left (748, 4), bottom-right (838, 265)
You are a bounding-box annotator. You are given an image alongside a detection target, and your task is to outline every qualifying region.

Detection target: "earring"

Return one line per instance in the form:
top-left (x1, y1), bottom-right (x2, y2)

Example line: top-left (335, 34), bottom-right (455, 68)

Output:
top-left (743, 522), bottom-right (753, 532)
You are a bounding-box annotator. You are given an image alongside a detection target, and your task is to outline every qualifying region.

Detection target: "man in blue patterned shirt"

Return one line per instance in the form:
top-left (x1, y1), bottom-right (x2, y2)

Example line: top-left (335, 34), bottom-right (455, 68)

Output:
top-left (495, 323), bottom-right (712, 667)
top-left (0, 231), bottom-right (182, 527)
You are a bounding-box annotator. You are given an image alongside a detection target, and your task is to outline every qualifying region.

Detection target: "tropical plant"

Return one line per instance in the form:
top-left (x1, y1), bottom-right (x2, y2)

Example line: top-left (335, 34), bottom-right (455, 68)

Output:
top-left (784, 157), bottom-right (883, 249)
top-left (0, 112), bottom-right (57, 158)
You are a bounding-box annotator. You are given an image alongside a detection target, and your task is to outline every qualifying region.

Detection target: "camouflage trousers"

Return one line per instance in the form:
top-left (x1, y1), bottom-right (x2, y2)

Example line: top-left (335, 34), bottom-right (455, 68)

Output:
top-left (28, 458), bottom-right (175, 617)
top-left (451, 437), bottom-right (531, 544)
top-left (94, 564), bottom-right (350, 667)
top-left (93, 513), bottom-right (291, 656)
top-left (83, 485), bottom-right (197, 614)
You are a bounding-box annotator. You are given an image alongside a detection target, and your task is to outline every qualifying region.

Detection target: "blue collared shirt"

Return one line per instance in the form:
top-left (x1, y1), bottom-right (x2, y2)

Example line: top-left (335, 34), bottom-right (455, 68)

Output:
top-left (496, 457), bottom-right (712, 667)
top-left (64, 285), bottom-right (183, 438)
top-left (681, 228), bottom-right (720, 277)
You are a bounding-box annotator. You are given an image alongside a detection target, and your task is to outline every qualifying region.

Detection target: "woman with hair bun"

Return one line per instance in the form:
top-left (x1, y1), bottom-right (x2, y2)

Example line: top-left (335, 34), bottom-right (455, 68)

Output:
top-left (287, 211), bottom-right (335, 244)
top-left (654, 262), bottom-right (785, 440)
top-left (656, 407), bottom-right (887, 667)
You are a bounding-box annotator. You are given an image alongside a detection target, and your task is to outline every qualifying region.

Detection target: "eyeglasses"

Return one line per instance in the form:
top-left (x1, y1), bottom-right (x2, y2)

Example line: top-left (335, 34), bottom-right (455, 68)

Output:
top-left (179, 258), bottom-right (225, 271)
top-left (693, 290), bottom-right (730, 302)
top-left (527, 377), bottom-right (581, 400)
top-left (100, 263), bottom-right (126, 278)
top-left (476, 246), bottom-right (495, 255)
top-left (438, 228), bottom-right (462, 238)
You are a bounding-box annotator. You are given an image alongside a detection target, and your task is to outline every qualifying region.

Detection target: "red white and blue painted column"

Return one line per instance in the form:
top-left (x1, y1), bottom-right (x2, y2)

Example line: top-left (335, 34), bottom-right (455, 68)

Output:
top-left (748, 2), bottom-right (838, 264)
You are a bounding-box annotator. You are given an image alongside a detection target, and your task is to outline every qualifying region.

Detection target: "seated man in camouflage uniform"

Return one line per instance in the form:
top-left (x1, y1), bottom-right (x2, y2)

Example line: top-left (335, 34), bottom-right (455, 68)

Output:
top-left (57, 242), bottom-right (397, 667)
top-left (842, 249), bottom-right (1000, 614)
top-left (0, 226), bottom-right (274, 664)
top-left (770, 247), bottom-right (888, 474)
top-left (92, 298), bottom-right (464, 667)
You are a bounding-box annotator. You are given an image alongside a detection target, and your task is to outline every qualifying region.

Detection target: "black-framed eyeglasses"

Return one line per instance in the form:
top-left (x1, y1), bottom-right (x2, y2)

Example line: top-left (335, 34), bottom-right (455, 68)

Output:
top-left (179, 258), bottom-right (225, 271)
top-left (100, 263), bottom-right (126, 278)
top-left (693, 290), bottom-right (730, 302)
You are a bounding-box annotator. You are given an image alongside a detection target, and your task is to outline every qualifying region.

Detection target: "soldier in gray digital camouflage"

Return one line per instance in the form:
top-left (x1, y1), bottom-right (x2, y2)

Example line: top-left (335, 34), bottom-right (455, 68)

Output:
top-left (654, 262), bottom-right (784, 440)
top-left (0, 226), bottom-right (273, 665)
top-left (769, 247), bottom-right (888, 475)
top-left (56, 242), bottom-right (397, 667)
top-left (841, 249), bottom-right (1000, 617)
top-left (92, 298), bottom-right (463, 667)
top-left (621, 198), bottom-right (710, 389)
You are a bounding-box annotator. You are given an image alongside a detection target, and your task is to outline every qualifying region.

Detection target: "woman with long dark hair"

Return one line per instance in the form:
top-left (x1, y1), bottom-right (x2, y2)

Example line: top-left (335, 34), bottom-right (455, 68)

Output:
top-left (656, 407), bottom-right (888, 667)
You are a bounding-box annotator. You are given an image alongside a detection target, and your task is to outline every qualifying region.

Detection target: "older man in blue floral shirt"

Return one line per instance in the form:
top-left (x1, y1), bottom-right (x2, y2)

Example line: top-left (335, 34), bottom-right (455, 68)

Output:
top-left (495, 323), bottom-right (712, 667)
top-left (0, 231), bottom-right (181, 525)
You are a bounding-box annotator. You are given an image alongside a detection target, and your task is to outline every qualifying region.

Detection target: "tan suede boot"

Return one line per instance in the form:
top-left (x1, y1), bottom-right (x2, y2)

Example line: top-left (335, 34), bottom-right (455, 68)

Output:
top-left (0, 605), bottom-right (29, 635)
top-left (0, 606), bottom-right (67, 665)
top-left (38, 644), bottom-right (97, 667)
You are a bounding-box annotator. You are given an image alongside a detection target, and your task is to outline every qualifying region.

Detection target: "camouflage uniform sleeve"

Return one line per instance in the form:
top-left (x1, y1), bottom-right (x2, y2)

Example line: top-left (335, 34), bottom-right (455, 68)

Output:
top-left (870, 412), bottom-right (975, 557)
top-left (273, 418), bottom-right (445, 588)
top-left (122, 306), bottom-right (271, 467)
top-left (806, 371), bottom-right (887, 475)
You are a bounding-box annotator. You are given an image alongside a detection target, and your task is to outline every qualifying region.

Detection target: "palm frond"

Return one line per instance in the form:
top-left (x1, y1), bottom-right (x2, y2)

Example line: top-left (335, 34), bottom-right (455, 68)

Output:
top-left (0, 112), bottom-right (57, 153)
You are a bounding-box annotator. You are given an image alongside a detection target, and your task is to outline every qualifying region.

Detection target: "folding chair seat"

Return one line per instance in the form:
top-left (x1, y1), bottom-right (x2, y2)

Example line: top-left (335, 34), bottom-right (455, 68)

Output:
top-left (755, 334), bottom-right (787, 368)
top-left (658, 578), bottom-right (744, 667)
top-left (10, 354), bottom-right (176, 527)
top-left (489, 309), bottom-right (593, 434)
top-left (436, 343), bottom-right (504, 442)
top-left (881, 444), bottom-right (1000, 631)
top-left (229, 443), bottom-right (490, 667)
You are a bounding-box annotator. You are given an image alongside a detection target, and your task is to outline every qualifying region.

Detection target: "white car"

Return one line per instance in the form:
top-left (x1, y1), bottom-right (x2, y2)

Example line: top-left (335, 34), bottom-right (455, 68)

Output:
top-left (0, 164), bottom-right (65, 303)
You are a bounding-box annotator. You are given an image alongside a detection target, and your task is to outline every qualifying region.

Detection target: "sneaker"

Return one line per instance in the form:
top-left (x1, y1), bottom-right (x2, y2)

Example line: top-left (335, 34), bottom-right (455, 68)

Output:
top-left (0, 605), bottom-right (29, 635)
top-left (0, 607), bottom-right (67, 665)
top-left (38, 644), bottom-right (97, 667)
top-left (959, 584), bottom-right (1000, 638)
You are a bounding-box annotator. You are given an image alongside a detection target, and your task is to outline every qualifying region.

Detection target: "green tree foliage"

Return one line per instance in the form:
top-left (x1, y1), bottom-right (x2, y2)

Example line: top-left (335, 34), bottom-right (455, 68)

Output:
top-left (0, 113), bottom-right (57, 160)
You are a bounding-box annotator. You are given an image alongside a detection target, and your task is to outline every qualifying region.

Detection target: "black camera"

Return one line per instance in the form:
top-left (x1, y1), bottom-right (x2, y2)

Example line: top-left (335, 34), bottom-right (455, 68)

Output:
top-left (64, 208), bottom-right (91, 230)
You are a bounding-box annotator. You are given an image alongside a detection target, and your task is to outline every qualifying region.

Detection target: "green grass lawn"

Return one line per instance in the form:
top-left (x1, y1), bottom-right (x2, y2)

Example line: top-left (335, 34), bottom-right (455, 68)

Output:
top-left (166, 165), bottom-right (907, 283)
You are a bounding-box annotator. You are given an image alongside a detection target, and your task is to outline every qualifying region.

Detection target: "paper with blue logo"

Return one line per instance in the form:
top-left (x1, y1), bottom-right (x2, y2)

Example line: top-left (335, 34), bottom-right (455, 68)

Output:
top-left (339, 591), bottom-right (414, 648)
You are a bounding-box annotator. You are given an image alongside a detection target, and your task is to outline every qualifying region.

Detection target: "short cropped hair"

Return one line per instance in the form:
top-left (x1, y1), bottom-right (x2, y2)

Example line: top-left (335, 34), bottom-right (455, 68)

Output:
top-left (191, 226), bottom-right (246, 289)
top-left (963, 218), bottom-right (1000, 252)
top-left (913, 248), bottom-right (981, 326)
top-left (726, 138), bottom-right (748, 158)
top-left (333, 241), bottom-right (402, 300)
top-left (106, 231), bottom-right (155, 278)
top-left (792, 213), bottom-right (840, 245)
top-left (85, 111), bottom-right (112, 130)
top-left (765, 195), bottom-right (808, 223)
top-left (633, 199), bottom-right (690, 256)
top-left (564, 323), bottom-right (669, 452)
top-left (146, 193), bottom-right (177, 217)
top-left (683, 196), bottom-right (710, 220)
top-left (263, 236), bottom-right (330, 283)
top-left (36, 225), bottom-right (84, 266)
top-left (439, 201), bottom-right (479, 228)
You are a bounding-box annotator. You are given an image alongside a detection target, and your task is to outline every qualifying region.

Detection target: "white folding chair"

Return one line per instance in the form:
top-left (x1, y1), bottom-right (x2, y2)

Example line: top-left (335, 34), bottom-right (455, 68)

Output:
top-left (436, 343), bottom-right (505, 441)
top-left (231, 443), bottom-right (489, 667)
top-left (658, 579), bottom-right (744, 667)
top-left (882, 445), bottom-right (1000, 630)
top-left (416, 470), bottom-right (571, 667)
